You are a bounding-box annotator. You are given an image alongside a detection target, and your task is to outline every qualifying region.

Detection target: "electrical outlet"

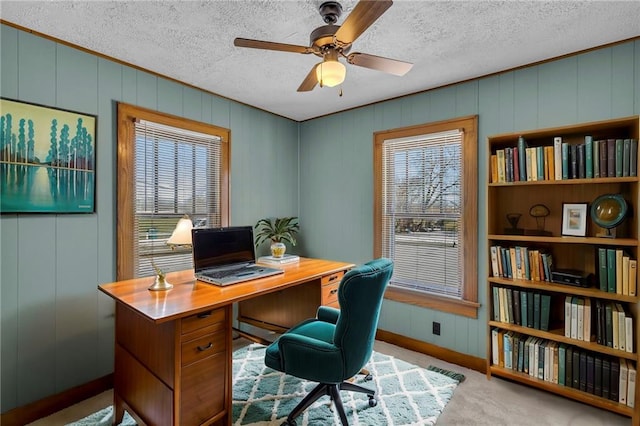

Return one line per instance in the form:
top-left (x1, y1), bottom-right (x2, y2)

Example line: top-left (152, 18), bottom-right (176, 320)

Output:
top-left (432, 321), bottom-right (441, 335)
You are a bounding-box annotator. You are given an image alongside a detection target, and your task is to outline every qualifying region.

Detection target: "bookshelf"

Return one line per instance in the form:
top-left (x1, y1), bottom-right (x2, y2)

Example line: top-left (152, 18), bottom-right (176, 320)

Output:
top-left (486, 116), bottom-right (639, 424)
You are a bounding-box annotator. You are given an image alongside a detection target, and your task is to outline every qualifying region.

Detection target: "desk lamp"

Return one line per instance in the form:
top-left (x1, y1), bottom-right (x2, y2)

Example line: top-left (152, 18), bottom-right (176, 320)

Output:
top-left (148, 215), bottom-right (193, 291)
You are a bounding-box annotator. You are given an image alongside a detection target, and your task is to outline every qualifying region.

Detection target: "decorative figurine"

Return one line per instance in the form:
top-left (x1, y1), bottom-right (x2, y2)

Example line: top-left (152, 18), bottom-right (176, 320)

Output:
top-left (525, 204), bottom-right (552, 236)
top-left (504, 213), bottom-right (524, 235)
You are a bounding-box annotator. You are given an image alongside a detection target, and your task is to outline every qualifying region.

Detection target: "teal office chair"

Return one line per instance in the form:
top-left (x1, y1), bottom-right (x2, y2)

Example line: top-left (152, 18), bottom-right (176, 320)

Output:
top-left (265, 258), bottom-right (393, 426)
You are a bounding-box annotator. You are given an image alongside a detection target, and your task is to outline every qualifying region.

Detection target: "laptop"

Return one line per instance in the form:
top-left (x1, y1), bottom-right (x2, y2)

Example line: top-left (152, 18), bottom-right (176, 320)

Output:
top-left (192, 226), bottom-right (283, 286)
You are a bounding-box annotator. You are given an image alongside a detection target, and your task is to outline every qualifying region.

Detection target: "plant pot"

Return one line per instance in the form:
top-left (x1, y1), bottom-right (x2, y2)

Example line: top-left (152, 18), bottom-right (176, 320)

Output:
top-left (270, 242), bottom-right (286, 258)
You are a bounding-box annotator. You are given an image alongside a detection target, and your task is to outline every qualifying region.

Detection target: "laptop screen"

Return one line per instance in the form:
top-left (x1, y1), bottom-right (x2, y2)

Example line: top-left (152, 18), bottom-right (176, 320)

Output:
top-left (192, 226), bottom-right (256, 272)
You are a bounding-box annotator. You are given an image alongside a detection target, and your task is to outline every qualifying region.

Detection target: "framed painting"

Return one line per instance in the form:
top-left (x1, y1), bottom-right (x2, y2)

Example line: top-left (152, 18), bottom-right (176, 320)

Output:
top-left (1, 98), bottom-right (96, 213)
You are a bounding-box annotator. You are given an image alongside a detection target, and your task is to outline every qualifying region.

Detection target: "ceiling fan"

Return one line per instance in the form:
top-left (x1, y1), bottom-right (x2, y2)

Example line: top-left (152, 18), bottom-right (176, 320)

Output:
top-left (233, 0), bottom-right (413, 92)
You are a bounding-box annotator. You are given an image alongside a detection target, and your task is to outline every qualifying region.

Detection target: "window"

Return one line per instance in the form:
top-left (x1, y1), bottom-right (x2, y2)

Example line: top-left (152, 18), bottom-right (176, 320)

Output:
top-left (117, 103), bottom-right (229, 280)
top-left (374, 116), bottom-right (479, 318)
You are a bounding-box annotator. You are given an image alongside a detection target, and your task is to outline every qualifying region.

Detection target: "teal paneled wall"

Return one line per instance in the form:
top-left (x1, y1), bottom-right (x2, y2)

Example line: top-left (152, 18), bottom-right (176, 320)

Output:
top-left (299, 39), bottom-right (639, 358)
top-left (0, 24), bottom-right (299, 412)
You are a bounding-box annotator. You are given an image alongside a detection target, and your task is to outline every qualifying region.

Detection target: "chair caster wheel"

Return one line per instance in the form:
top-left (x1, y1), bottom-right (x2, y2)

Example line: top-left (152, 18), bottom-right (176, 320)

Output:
top-left (364, 373), bottom-right (373, 381)
top-left (368, 396), bottom-right (377, 407)
top-left (282, 419), bottom-right (297, 426)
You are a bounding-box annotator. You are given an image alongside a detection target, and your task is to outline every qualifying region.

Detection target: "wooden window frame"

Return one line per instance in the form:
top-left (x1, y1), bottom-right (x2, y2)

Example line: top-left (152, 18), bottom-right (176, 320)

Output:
top-left (374, 115), bottom-right (479, 318)
top-left (117, 103), bottom-right (230, 280)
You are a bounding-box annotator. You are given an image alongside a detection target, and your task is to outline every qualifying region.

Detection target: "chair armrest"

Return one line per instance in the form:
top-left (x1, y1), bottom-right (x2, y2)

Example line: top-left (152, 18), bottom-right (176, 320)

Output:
top-left (316, 306), bottom-right (340, 324)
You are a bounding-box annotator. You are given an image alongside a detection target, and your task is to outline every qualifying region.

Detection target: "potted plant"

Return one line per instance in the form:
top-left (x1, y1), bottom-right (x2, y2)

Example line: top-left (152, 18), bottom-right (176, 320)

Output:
top-left (254, 216), bottom-right (299, 258)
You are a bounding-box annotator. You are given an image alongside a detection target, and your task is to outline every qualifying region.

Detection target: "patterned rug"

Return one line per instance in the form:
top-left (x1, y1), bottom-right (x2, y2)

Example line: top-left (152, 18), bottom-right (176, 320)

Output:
top-left (232, 343), bottom-right (463, 426)
top-left (68, 343), bottom-right (463, 426)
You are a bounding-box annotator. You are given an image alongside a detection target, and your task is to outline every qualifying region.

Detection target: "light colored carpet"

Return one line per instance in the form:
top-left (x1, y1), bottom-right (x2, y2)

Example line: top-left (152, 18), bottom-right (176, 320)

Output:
top-left (29, 339), bottom-right (631, 425)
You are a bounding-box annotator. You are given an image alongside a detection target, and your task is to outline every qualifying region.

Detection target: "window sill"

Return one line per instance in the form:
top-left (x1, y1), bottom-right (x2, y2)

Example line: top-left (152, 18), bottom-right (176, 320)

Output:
top-left (384, 286), bottom-right (479, 318)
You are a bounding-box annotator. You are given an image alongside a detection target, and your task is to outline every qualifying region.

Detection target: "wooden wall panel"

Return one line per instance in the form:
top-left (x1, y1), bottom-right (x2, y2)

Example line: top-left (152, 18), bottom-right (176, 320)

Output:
top-left (538, 57), bottom-right (579, 127)
top-left (0, 23), bottom-right (299, 414)
top-left (611, 43), bottom-right (635, 119)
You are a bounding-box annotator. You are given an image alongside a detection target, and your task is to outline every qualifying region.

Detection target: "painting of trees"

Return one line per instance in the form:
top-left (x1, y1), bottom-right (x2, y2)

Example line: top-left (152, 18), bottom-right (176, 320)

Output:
top-left (0, 99), bottom-right (96, 213)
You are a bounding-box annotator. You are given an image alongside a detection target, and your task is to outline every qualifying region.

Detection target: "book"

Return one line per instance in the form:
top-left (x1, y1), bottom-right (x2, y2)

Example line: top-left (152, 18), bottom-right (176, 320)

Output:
top-left (564, 296), bottom-right (572, 338)
top-left (615, 249), bottom-right (623, 295)
top-left (583, 298), bottom-right (592, 342)
top-left (615, 139), bottom-right (623, 177)
top-left (513, 147), bottom-right (520, 181)
top-left (577, 297), bottom-right (585, 341)
top-left (612, 302), bottom-right (619, 350)
top-left (505, 147), bottom-right (513, 181)
top-left (623, 138), bottom-right (631, 177)
top-left (606, 249), bottom-right (616, 293)
top-left (527, 291), bottom-right (534, 328)
top-left (518, 136), bottom-right (527, 181)
top-left (520, 290), bottom-right (528, 328)
top-left (619, 359), bottom-right (628, 405)
top-left (598, 247), bottom-right (608, 292)
top-left (602, 358), bottom-right (611, 399)
top-left (607, 139), bottom-right (616, 177)
top-left (570, 144), bottom-right (578, 179)
top-left (628, 363), bottom-right (636, 408)
top-left (558, 344), bottom-right (566, 386)
top-left (586, 354), bottom-right (594, 394)
top-left (506, 288), bottom-right (514, 324)
top-left (536, 146), bottom-right (544, 180)
top-left (625, 314), bottom-right (633, 353)
top-left (610, 358), bottom-right (620, 402)
top-left (491, 154), bottom-right (498, 182)
top-left (605, 302), bottom-right (614, 347)
top-left (579, 350), bottom-right (587, 391)
top-left (576, 143), bottom-right (585, 179)
top-left (553, 136), bottom-right (563, 180)
top-left (630, 138), bottom-right (638, 177)
top-left (593, 138), bottom-right (600, 178)
top-left (496, 149), bottom-right (506, 182)
top-left (630, 259), bottom-right (637, 296)
top-left (585, 135), bottom-right (593, 178)
top-left (594, 356), bottom-right (603, 396)
top-left (513, 289), bottom-right (521, 326)
top-left (565, 346), bottom-right (573, 386)
top-left (490, 246), bottom-right (500, 277)
top-left (570, 296), bottom-right (578, 339)
top-left (540, 294), bottom-right (551, 332)
top-left (492, 287), bottom-right (500, 321)
top-left (572, 349), bottom-right (580, 389)
top-left (534, 292), bottom-right (542, 330)
top-left (258, 254), bottom-right (300, 264)
top-left (561, 142), bottom-right (569, 180)
top-left (616, 303), bottom-right (626, 352)
top-left (623, 255), bottom-right (630, 296)
top-left (599, 139), bottom-right (608, 177)
top-left (491, 328), bottom-right (500, 365)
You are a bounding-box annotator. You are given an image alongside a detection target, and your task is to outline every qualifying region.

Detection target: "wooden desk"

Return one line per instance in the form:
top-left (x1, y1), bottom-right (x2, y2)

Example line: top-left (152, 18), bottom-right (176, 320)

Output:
top-left (99, 258), bottom-right (354, 426)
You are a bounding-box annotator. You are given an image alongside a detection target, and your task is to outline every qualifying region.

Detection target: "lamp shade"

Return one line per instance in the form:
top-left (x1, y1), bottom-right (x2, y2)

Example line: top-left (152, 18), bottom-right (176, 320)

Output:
top-left (167, 216), bottom-right (193, 246)
top-left (316, 60), bottom-right (346, 87)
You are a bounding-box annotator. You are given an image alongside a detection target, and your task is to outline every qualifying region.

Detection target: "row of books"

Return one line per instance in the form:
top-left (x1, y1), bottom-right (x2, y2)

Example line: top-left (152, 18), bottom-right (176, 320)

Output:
top-left (490, 245), bottom-right (552, 282)
top-left (492, 287), bottom-right (551, 331)
top-left (564, 297), bottom-right (634, 352)
top-left (491, 329), bottom-right (636, 407)
top-left (597, 248), bottom-right (637, 296)
top-left (491, 136), bottom-right (638, 183)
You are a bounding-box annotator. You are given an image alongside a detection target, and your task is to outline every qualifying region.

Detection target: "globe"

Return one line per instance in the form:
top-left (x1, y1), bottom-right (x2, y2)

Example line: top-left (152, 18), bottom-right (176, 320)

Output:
top-left (590, 194), bottom-right (627, 231)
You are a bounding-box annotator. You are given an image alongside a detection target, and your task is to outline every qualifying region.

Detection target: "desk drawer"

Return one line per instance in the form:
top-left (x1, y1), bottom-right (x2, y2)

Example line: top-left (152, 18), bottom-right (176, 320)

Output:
top-left (181, 308), bottom-right (225, 335)
top-left (321, 281), bottom-right (340, 306)
top-left (321, 271), bottom-right (344, 286)
top-left (182, 330), bottom-right (226, 367)
top-left (181, 351), bottom-right (226, 425)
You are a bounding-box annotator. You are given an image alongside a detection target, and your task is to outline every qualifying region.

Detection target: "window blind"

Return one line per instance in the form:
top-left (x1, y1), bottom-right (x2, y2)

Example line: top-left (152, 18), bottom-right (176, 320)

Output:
top-left (382, 129), bottom-right (464, 298)
top-left (133, 119), bottom-right (222, 278)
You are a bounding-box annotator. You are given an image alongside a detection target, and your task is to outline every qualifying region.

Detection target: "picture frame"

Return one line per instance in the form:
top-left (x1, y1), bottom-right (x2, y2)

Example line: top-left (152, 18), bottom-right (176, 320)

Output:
top-left (1, 98), bottom-right (97, 213)
top-left (561, 202), bottom-right (588, 237)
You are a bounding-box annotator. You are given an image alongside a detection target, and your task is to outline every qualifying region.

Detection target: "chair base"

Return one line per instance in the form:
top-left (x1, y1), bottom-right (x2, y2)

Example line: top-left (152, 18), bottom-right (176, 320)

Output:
top-left (282, 381), bottom-right (376, 426)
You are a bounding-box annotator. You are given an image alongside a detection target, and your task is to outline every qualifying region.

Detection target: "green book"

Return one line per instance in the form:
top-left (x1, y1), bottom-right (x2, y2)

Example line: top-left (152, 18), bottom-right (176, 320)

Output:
top-left (527, 291), bottom-right (534, 328)
top-left (565, 346), bottom-right (573, 387)
top-left (518, 136), bottom-right (527, 181)
top-left (630, 138), bottom-right (637, 177)
top-left (623, 138), bottom-right (631, 177)
top-left (536, 146), bottom-right (545, 180)
top-left (558, 343), bottom-right (566, 386)
top-left (540, 294), bottom-right (551, 331)
top-left (585, 136), bottom-right (593, 178)
top-left (561, 142), bottom-right (569, 179)
top-left (615, 139), bottom-right (623, 177)
top-left (520, 290), bottom-right (528, 328)
top-left (598, 247), bottom-right (608, 291)
top-left (605, 302), bottom-right (613, 347)
top-left (606, 248), bottom-right (616, 293)
top-left (533, 292), bottom-right (541, 329)
top-left (492, 287), bottom-right (500, 321)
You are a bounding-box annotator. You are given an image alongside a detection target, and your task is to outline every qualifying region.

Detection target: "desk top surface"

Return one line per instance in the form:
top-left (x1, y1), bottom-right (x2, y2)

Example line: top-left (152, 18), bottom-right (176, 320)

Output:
top-left (99, 257), bottom-right (354, 323)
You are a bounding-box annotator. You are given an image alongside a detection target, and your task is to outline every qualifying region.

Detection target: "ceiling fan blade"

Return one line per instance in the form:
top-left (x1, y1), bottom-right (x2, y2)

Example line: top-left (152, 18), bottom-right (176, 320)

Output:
top-left (234, 38), bottom-right (313, 54)
top-left (347, 52), bottom-right (413, 76)
top-left (297, 64), bottom-right (320, 92)
top-left (334, 0), bottom-right (393, 46)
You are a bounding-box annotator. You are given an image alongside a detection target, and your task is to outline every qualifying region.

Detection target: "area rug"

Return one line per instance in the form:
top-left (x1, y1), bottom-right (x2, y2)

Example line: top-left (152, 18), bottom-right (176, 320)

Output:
top-left (232, 343), bottom-right (463, 426)
top-left (68, 343), bottom-right (463, 426)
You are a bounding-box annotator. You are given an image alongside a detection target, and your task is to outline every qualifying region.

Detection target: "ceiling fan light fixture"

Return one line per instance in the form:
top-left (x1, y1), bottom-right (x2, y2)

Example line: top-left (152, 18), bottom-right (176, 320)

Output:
top-left (316, 59), bottom-right (346, 87)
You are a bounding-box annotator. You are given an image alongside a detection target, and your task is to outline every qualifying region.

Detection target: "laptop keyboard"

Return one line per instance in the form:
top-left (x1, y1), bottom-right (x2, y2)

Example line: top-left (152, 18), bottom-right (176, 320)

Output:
top-left (202, 266), bottom-right (249, 279)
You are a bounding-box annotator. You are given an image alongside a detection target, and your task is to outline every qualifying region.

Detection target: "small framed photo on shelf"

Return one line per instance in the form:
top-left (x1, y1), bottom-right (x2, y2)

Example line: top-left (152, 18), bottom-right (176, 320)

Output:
top-left (561, 203), bottom-right (588, 236)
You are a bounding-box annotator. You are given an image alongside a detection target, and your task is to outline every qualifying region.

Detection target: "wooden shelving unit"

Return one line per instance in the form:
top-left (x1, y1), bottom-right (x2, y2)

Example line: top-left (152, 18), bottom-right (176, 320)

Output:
top-left (486, 116), bottom-right (640, 425)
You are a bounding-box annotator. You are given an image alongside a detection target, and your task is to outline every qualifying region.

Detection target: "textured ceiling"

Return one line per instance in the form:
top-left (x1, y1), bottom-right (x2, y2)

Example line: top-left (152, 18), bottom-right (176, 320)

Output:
top-left (2, 1), bottom-right (640, 121)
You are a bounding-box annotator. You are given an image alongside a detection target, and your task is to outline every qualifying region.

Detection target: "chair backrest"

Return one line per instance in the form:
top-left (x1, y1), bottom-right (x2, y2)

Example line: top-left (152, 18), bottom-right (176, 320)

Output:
top-left (333, 258), bottom-right (393, 378)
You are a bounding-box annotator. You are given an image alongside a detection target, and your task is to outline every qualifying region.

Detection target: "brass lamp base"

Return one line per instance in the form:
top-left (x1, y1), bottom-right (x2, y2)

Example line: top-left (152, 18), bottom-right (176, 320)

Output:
top-left (148, 274), bottom-right (173, 291)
